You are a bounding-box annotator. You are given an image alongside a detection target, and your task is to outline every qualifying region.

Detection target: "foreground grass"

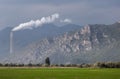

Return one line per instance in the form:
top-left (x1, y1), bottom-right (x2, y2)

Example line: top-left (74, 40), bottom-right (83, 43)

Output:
top-left (0, 67), bottom-right (120, 79)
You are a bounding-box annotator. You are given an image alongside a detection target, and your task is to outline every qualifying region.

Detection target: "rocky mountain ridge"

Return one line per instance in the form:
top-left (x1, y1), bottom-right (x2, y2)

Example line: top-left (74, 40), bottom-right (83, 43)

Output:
top-left (5, 22), bottom-right (120, 64)
top-left (0, 23), bottom-right (81, 59)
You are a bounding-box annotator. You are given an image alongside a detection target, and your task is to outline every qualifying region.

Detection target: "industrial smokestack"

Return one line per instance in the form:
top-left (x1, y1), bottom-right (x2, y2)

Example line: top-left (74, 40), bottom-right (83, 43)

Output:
top-left (10, 32), bottom-right (13, 54)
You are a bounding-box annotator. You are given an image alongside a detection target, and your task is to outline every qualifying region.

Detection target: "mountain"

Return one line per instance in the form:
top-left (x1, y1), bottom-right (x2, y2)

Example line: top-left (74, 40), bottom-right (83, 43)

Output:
top-left (0, 23), bottom-right (81, 60)
top-left (3, 22), bottom-right (120, 64)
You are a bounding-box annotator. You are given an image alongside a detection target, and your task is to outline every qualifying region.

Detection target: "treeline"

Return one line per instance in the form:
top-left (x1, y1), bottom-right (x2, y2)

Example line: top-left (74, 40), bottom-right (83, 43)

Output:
top-left (93, 62), bottom-right (120, 68)
top-left (0, 62), bottom-right (120, 68)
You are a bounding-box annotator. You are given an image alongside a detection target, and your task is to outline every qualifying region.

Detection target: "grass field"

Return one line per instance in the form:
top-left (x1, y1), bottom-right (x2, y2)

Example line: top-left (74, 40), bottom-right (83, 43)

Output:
top-left (0, 67), bottom-right (120, 79)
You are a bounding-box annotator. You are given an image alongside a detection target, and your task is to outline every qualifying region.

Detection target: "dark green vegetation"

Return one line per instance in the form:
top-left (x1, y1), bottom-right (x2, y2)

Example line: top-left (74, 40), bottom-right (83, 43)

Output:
top-left (45, 57), bottom-right (50, 66)
top-left (0, 68), bottom-right (120, 79)
top-left (0, 62), bottom-right (120, 68)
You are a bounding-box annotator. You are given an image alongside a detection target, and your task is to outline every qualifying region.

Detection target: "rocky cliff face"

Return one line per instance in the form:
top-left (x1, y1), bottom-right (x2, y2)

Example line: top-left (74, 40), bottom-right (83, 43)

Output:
top-left (5, 22), bottom-right (120, 64)
top-left (0, 23), bottom-right (81, 59)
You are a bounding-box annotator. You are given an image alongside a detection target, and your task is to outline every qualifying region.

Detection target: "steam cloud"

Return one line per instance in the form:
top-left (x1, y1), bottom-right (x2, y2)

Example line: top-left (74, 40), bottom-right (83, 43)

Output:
top-left (12, 13), bottom-right (59, 31)
top-left (60, 19), bottom-right (72, 23)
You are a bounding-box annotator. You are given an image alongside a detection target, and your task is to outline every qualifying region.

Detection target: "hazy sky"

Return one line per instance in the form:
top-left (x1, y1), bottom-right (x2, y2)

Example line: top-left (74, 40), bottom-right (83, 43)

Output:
top-left (0, 0), bottom-right (120, 29)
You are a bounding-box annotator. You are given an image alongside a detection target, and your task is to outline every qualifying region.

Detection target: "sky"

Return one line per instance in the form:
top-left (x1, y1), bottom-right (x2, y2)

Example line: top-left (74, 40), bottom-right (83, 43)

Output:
top-left (0, 0), bottom-right (120, 30)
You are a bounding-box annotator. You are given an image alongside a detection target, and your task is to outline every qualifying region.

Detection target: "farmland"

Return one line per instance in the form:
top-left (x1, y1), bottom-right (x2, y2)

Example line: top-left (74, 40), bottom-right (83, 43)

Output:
top-left (0, 68), bottom-right (120, 79)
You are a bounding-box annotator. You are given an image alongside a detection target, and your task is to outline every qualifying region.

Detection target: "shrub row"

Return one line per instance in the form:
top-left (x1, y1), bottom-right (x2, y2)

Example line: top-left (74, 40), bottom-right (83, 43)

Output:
top-left (0, 62), bottom-right (120, 68)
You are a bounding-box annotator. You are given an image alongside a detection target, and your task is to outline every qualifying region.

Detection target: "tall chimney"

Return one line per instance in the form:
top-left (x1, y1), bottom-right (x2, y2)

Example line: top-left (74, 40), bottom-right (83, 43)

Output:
top-left (10, 32), bottom-right (13, 54)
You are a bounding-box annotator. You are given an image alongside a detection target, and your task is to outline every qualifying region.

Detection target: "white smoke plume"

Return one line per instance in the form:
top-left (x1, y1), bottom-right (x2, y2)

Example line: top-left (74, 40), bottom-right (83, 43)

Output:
top-left (60, 19), bottom-right (72, 23)
top-left (12, 13), bottom-right (59, 31)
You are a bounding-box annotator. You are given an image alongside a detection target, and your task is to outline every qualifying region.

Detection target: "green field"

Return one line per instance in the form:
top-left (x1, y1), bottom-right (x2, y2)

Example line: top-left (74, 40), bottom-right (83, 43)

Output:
top-left (0, 68), bottom-right (120, 79)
